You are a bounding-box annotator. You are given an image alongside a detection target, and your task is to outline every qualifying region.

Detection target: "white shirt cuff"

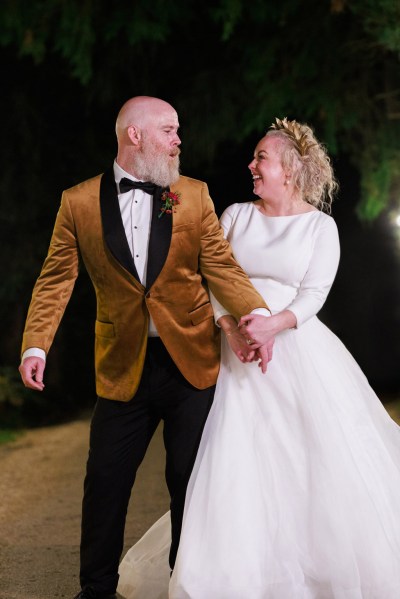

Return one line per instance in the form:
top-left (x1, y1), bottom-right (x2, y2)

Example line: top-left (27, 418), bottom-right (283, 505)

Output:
top-left (22, 348), bottom-right (46, 363)
top-left (250, 308), bottom-right (271, 317)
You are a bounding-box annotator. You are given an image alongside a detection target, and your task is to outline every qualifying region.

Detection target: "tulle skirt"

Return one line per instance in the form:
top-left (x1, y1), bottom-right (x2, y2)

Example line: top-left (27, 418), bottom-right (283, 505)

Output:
top-left (118, 317), bottom-right (400, 598)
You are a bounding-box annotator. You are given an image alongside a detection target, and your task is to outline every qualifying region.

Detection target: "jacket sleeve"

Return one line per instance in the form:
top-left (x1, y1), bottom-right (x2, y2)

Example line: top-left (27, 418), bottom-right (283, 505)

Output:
top-left (21, 192), bottom-right (80, 355)
top-left (198, 187), bottom-right (268, 320)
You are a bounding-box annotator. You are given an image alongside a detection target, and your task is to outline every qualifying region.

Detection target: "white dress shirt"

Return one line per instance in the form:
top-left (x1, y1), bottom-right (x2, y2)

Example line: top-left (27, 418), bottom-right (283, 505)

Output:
top-left (113, 161), bottom-right (159, 336)
top-left (114, 162), bottom-right (152, 285)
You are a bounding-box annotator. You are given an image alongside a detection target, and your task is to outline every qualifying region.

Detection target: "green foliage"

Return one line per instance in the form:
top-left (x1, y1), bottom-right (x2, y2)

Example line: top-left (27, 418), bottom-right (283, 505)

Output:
top-left (0, 366), bottom-right (25, 407)
top-left (0, 429), bottom-right (20, 444)
top-left (357, 158), bottom-right (396, 221)
top-left (0, 366), bottom-right (31, 427)
top-left (0, 1), bottom-right (399, 266)
top-left (356, 142), bottom-right (400, 221)
top-left (210, 0), bottom-right (244, 40)
top-left (1, 0), bottom-right (399, 222)
top-left (349, 0), bottom-right (400, 55)
top-left (0, 363), bottom-right (78, 428)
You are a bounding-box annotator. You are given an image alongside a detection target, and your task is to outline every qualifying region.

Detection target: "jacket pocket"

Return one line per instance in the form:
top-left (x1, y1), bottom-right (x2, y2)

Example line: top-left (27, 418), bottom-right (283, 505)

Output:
top-left (189, 302), bottom-right (214, 325)
top-left (95, 321), bottom-right (115, 338)
top-left (172, 222), bottom-right (195, 233)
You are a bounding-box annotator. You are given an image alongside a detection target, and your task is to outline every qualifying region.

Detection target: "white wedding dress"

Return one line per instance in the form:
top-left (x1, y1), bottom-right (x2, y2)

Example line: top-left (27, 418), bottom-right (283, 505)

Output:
top-left (118, 202), bottom-right (400, 599)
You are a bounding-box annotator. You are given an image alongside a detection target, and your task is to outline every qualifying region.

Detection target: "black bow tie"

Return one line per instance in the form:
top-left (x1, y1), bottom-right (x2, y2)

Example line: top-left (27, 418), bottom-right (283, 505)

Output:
top-left (119, 177), bottom-right (159, 196)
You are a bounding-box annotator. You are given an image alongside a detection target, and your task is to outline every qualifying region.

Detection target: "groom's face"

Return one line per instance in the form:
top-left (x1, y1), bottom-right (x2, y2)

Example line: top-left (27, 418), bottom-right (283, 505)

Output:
top-left (135, 109), bottom-right (181, 187)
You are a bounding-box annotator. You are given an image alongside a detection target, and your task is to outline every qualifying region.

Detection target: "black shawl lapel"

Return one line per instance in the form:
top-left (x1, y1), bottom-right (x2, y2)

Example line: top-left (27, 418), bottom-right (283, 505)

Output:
top-left (100, 167), bottom-right (140, 280)
top-left (146, 187), bottom-right (172, 291)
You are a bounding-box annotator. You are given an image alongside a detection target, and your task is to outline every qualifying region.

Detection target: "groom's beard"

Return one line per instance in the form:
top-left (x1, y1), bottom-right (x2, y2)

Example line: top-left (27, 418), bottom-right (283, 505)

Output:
top-left (134, 137), bottom-right (180, 188)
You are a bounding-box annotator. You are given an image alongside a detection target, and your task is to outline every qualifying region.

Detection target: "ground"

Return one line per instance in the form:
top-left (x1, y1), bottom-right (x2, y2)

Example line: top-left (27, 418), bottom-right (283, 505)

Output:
top-left (0, 416), bottom-right (169, 599)
top-left (0, 400), bottom-right (399, 599)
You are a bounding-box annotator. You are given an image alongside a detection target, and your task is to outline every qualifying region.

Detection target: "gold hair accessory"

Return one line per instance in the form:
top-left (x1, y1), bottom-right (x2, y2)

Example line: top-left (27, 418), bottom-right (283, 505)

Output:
top-left (270, 117), bottom-right (312, 157)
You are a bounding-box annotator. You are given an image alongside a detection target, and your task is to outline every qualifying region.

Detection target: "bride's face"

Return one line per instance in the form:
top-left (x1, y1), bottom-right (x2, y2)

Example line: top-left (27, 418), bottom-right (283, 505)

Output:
top-left (248, 136), bottom-right (287, 201)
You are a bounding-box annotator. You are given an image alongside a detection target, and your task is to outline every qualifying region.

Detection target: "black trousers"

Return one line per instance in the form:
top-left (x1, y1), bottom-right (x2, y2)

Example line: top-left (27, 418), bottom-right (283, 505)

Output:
top-left (79, 337), bottom-right (215, 594)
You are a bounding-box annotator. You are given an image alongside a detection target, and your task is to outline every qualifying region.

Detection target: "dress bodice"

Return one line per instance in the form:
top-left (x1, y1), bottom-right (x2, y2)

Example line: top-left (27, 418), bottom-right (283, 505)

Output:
top-left (213, 202), bottom-right (340, 326)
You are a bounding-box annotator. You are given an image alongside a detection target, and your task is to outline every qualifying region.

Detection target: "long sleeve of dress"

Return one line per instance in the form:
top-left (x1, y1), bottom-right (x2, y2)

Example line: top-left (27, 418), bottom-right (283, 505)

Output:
top-left (286, 216), bottom-right (340, 327)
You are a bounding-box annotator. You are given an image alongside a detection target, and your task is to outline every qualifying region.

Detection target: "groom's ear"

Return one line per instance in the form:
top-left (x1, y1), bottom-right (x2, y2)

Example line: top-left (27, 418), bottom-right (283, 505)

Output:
top-left (127, 125), bottom-right (141, 146)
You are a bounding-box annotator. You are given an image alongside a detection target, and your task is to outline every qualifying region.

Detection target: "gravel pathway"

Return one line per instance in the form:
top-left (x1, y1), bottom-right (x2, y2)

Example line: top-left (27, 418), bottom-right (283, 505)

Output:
top-left (0, 416), bottom-right (169, 599)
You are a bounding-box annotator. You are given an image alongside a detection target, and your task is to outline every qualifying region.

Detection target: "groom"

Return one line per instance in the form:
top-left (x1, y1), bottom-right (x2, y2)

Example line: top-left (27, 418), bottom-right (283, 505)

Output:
top-left (19, 96), bottom-right (272, 599)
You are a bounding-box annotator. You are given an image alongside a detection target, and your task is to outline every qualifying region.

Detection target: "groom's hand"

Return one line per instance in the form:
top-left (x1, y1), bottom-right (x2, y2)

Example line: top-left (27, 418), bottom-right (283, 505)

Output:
top-left (224, 327), bottom-right (257, 363)
top-left (19, 356), bottom-right (46, 391)
top-left (238, 309), bottom-right (297, 372)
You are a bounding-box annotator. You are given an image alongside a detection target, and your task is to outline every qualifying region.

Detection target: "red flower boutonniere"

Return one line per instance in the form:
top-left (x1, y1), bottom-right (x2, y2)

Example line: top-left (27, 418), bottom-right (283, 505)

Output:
top-left (159, 190), bottom-right (181, 218)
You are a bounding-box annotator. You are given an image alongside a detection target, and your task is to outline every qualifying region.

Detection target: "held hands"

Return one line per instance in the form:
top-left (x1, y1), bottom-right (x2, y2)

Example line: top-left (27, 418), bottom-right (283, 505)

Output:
top-left (19, 356), bottom-right (46, 391)
top-left (238, 313), bottom-right (277, 374)
top-left (218, 313), bottom-right (273, 373)
top-left (238, 310), bottom-right (297, 373)
top-left (225, 327), bottom-right (257, 364)
top-left (225, 325), bottom-right (274, 374)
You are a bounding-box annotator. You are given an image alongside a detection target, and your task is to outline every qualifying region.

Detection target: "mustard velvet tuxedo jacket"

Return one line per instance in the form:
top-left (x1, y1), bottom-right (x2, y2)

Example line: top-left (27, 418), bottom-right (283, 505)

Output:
top-left (22, 168), bottom-right (268, 401)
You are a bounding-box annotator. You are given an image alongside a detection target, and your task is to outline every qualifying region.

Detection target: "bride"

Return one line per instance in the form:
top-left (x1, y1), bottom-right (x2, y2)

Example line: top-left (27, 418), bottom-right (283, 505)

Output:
top-left (118, 118), bottom-right (400, 598)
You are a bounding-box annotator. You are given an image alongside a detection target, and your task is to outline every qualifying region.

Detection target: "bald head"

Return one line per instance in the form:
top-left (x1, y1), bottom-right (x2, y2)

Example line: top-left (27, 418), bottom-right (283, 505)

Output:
top-left (115, 95), bottom-right (181, 185)
top-left (115, 96), bottom-right (177, 141)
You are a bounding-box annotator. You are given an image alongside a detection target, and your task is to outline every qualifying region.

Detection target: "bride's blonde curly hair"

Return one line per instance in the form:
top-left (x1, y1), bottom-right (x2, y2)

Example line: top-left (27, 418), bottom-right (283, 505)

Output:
top-left (267, 118), bottom-right (338, 212)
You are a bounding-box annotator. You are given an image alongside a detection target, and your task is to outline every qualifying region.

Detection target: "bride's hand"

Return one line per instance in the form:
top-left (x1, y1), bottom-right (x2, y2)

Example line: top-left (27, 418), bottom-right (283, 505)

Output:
top-left (238, 314), bottom-right (276, 347)
top-left (255, 339), bottom-right (275, 374)
top-left (238, 310), bottom-right (297, 347)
